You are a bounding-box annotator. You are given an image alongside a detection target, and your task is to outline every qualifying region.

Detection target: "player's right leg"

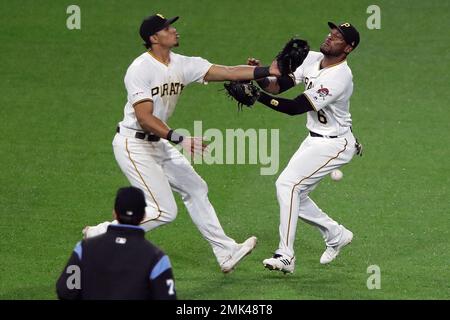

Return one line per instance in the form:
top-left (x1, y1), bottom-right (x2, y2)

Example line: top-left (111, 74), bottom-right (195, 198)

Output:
top-left (83, 134), bottom-right (177, 238)
top-left (161, 141), bottom-right (257, 273)
top-left (113, 135), bottom-right (179, 230)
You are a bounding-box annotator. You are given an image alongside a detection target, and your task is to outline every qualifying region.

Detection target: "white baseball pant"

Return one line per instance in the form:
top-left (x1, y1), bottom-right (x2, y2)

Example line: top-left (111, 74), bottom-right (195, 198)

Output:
top-left (112, 129), bottom-right (237, 264)
top-left (275, 130), bottom-right (357, 258)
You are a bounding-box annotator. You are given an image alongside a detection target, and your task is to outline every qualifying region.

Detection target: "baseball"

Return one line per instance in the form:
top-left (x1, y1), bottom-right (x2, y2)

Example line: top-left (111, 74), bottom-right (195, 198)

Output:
top-left (330, 169), bottom-right (343, 181)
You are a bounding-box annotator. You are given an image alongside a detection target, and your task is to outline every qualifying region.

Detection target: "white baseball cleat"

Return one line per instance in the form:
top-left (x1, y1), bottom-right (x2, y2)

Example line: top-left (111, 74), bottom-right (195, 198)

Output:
top-left (320, 227), bottom-right (353, 264)
top-left (82, 221), bottom-right (112, 239)
top-left (263, 254), bottom-right (296, 274)
top-left (220, 236), bottom-right (257, 273)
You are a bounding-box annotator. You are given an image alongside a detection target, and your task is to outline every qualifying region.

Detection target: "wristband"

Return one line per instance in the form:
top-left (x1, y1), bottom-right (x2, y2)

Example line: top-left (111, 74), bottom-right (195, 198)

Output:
top-left (167, 129), bottom-right (184, 144)
top-left (254, 66), bottom-right (270, 79)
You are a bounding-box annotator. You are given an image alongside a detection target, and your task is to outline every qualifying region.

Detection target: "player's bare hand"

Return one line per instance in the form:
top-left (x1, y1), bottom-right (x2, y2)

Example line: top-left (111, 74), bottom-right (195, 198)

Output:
top-left (269, 59), bottom-right (281, 77)
top-left (247, 58), bottom-right (261, 67)
top-left (181, 137), bottom-right (209, 156)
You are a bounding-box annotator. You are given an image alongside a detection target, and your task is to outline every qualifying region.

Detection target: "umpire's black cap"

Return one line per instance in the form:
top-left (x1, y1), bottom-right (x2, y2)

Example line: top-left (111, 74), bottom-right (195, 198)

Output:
top-left (140, 14), bottom-right (179, 42)
top-left (328, 22), bottom-right (360, 49)
top-left (114, 186), bottom-right (146, 225)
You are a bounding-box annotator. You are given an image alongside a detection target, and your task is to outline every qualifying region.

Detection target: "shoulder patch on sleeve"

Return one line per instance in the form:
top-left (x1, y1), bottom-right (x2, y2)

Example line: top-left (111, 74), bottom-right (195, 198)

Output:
top-left (316, 85), bottom-right (332, 100)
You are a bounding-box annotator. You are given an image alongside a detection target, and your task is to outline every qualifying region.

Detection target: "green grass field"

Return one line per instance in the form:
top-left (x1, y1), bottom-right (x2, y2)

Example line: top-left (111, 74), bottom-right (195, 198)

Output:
top-left (0, 0), bottom-right (449, 300)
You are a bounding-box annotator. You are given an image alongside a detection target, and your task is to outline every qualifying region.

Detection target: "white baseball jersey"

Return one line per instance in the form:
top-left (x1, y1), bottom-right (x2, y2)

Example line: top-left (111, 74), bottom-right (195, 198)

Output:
top-left (119, 51), bottom-right (212, 130)
top-left (294, 51), bottom-right (353, 136)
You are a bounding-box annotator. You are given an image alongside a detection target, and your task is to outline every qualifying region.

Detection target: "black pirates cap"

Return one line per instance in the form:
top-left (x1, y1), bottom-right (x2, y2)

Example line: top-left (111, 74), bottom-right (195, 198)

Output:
top-left (139, 13), bottom-right (179, 42)
top-left (114, 186), bottom-right (146, 225)
top-left (328, 22), bottom-right (360, 49)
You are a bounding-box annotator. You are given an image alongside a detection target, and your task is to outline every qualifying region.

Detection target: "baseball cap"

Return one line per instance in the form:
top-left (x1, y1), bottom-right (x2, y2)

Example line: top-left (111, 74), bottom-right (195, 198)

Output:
top-left (328, 22), bottom-right (360, 49)
top-left (114, 186), bottom-right (146, 225)
top-left (139, 14), bottom-right (179, 42)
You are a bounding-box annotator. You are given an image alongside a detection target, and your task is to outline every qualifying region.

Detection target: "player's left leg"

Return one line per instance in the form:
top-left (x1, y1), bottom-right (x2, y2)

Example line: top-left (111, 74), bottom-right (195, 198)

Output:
top-left (295, 134), bottom-right (356, 264)
top-left (297, 195), bottom-right (344, 246)
top-left (297, 194), bottom-right (353, 264)
top-left (160, 141), bottom-right (257, 272)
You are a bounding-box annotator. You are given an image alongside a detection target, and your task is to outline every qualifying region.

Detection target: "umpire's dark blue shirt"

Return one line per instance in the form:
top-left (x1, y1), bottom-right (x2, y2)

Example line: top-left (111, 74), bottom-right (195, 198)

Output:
top-left (56, 224), bottom-right (176, 300)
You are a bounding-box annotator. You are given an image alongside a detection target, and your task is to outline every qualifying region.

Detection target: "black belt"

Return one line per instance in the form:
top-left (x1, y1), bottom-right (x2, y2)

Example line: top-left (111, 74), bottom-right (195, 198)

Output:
top-left (309, 131), bottom-right (338, 138)
top-left (116, 126), bottom-right (160, 141)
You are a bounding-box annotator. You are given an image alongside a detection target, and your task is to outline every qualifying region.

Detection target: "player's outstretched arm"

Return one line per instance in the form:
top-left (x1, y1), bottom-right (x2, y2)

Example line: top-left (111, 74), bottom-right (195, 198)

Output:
top-left (204, 62), bottom-right (281, 82)
top-left (257, 92), bottom-right (315, 116)
top-left (248, 58), bottom-right (278, 94)
top-left (247, 58), bottom-right (296, 95)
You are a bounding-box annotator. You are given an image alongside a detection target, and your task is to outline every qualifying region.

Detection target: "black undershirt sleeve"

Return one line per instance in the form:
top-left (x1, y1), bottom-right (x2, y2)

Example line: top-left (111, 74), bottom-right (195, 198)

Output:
top-left (256, 74), bottom-right (296, 94)
top-left (257, 92), bottom-right (315, 116)
top-left (277, 74), bottom-right (296, 93)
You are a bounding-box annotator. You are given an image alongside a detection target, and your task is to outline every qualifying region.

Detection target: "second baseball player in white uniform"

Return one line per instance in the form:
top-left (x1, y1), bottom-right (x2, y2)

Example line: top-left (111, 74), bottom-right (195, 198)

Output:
top-left (249, 22), bottom-right (362, 273)
top-left (83, 14), bottom-right (281, 273)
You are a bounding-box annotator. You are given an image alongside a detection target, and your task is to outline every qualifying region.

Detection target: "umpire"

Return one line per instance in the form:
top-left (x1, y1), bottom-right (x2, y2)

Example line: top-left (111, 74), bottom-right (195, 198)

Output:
top-left (56, 186), bottom-right (176, 300)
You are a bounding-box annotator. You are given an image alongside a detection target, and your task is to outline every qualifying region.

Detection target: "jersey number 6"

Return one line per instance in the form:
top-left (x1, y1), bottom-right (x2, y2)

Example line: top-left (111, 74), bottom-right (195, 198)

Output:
top-left (317, 110), bottom-right (328, 124)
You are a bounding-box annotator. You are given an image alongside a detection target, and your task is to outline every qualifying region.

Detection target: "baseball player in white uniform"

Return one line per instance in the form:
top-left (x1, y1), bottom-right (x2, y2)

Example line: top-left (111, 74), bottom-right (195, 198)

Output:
top-left (248, 22), bottom-right (362, 273)
top-left (83, 14), bottom-right (281, 273)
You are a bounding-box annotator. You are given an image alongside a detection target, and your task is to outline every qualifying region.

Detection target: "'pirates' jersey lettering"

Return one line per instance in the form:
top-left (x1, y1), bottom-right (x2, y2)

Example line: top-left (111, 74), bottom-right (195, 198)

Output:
top-left (151, 82), bottom-right (185, 97)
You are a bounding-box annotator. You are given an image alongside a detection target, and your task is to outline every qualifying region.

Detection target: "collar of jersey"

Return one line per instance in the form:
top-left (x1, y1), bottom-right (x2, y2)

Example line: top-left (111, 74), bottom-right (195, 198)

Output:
top-left (147, 50), bottom-right (170, 66)
top-left (319, 58), bottom-right (347, 71)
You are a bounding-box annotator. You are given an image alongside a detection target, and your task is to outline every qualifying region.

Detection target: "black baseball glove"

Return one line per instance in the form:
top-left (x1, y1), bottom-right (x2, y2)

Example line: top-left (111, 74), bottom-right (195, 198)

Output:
top-left (276, 38), bottom-right (310, 75)
top-left (224, 81), bottom-right (260, 110)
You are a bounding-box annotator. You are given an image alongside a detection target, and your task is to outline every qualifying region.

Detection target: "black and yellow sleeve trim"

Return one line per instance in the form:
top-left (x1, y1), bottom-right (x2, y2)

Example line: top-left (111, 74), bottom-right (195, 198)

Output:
top-left (303, 93), bottom-right (317, 112)
top-left (132, 98), bottom-right (152, 107)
